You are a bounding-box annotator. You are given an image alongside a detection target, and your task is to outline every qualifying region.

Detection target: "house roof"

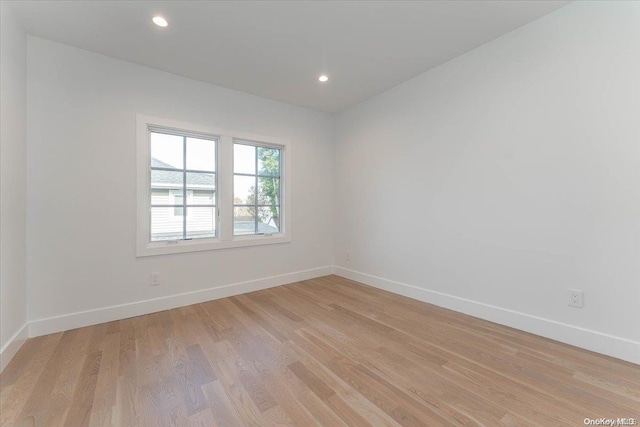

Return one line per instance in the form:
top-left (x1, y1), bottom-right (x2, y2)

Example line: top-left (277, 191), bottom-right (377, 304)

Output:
top-left (151, 158), bottom-right (215, 188)
top-left (235, 221), bottom-right (279, 234)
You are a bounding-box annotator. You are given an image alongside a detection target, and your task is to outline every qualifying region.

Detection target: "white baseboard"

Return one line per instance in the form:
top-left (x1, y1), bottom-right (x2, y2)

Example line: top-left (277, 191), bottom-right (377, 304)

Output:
top-left (334, 266), bottom-right (640, 365)
top-left (28, 266), bottom-right (333, 338)
top-left (0, 323), bottom-right (29, 372)
top-left (8, 264), bottom-right (638, 372)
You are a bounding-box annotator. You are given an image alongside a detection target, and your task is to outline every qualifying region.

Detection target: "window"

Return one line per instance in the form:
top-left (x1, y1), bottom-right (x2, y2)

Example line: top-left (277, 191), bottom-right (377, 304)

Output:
top-left (137, 115), bottom-right (290, 256)
top-left (233, 142), bottom-right (281, 236)
top-left (149, 130), bottom-right (216, 242)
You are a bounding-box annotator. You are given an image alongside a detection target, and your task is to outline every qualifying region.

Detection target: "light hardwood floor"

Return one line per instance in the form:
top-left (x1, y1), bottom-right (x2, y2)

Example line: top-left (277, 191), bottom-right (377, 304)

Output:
top-left (1, 275), bottom-right (639, 426)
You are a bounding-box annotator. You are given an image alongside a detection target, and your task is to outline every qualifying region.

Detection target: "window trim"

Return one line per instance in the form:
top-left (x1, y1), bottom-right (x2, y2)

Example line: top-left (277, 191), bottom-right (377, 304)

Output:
top-left (136, 115), bottom-right (291, 257)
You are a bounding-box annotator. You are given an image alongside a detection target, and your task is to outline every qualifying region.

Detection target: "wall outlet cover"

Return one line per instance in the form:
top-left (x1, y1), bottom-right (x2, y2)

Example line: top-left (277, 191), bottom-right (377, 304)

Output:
top-left (568, 289), bottom-right (584, 308)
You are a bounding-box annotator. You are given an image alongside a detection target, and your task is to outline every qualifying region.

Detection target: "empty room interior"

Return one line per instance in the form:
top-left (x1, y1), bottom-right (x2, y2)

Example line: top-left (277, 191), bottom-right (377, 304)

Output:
top-left (1, 0), bottom-right (639, 425)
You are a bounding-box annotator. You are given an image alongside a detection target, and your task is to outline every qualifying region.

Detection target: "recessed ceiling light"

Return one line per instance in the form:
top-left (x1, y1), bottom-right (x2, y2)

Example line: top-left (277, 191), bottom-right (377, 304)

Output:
top-left (152, 16), bottom-right (168, 27)
top-left (318, 75), bottom-right (329, 82)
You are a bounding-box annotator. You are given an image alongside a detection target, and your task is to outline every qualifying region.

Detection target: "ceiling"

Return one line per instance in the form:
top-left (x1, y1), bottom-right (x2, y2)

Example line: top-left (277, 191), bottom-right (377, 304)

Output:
top-left (10, 1), bottom-right (569, 112)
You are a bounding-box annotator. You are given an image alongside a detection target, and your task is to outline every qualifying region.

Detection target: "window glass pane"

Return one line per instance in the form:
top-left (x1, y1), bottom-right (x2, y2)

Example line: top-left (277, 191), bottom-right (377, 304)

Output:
top-left (186, 206), bottom-right (216, 239)
top-left (257, 147), bottom-right (280, 176)
top-left (186, 137), bottom-right (215, 172)
top-left (187, 172), bottom-right (215, 204)
top-left (234, 206), bottom-right (256, 235)
top-left (257, 206), bottom-right (280, 233)
top-left (190, 189), bottom-right (215, 206)
top-left (234, 144), bottom-right (255, 174)
top-left (257, 177), bottom-right (280, 206)
top-left (234, 175), bottom-right (256, 205)
top-left (151, 189), bottom-right (172, 205)
top-left (150, 132), bottom-right (183, 169)
top-left (151, 170), bottom-right (183, 203)
top-left (151, 207), bottom-right (183, 241)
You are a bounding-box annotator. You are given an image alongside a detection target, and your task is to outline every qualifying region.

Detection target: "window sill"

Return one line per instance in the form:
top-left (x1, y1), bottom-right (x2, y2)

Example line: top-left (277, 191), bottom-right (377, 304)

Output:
top-left (136, 234), bottom-right (291, 257)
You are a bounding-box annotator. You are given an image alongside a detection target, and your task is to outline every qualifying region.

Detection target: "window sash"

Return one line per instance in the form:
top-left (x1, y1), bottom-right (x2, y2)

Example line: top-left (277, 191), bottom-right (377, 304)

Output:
top-left (149, 130), bottom-right (218, 242)
top-left (232, 141), bottom-right (282, 236)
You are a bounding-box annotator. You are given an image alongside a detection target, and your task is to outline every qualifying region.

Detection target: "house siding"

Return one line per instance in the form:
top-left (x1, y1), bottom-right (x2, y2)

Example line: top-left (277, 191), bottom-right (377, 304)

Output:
top-left (151, 188), bottom-right (215, 240)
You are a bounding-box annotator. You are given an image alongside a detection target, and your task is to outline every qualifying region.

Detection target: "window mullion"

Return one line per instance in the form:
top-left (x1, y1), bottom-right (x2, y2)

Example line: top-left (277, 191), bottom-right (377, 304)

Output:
top-left (219, 136), bottom-right (234, 241)
top-left (255, 150), bottom-right (259, 234)
top-left (183, 135), bottom-right (187, 240)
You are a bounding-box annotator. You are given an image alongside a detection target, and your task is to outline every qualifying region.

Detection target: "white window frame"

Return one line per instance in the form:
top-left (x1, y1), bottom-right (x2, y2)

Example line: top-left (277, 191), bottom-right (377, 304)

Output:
top-left (136, 115), bottom-right (291, 257)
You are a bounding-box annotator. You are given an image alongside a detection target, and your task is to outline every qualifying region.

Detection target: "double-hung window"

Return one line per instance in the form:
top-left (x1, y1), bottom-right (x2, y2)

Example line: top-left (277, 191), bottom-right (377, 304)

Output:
top-left (233, 142), bottom-right (281, 236)
top-left (137, 115), bottom-right (290, 256)
top-left (149, 130), bottom-right (217, 242)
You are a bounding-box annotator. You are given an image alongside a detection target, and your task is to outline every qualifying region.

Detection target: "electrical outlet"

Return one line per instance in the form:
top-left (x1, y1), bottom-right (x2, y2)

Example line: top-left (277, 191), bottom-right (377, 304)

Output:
top-left (568, 289), bottom-right (583, 308)
top-left (151, 272), bottom-right (160, 286)
top-left (346, 251), bottom-right (351, 262)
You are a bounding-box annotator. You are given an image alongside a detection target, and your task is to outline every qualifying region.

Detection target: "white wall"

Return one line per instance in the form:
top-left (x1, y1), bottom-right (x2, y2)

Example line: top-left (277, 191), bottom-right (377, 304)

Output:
top-left (0, 3), bottom-right (28, 370)
top-left (334, 1), bottom-right (640, 363)
top-left (26, 37), bottom-right (334, 333)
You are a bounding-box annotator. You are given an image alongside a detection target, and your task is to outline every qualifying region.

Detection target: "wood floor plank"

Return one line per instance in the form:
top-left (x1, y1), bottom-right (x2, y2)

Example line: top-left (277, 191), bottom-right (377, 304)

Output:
top-left (285, 333), bottom-right (400, 426)
top-left (201, 380), bottom-right (244, 426)
top-left (2, 275), bottom-right (638, 426)
top-left (64, 350), bottom-right (103, 425)
top-left (0, 333), bottom-right (63, 426)
top-left (199, 340), bottom-right (266, 427)
top-left (64, 324), bottom-right (107, 426)
top-left (261, 405), bottom-right (296, 427)
top-left (14, 330), bottom-right (80, 426)
top-left (0, 338), bottom-right (41, 388)
top-left (287, 361), bottom-right (335, 401)
top-left (88, 332), bottom-right (121, 427)
top-left (29, 328), bottom-right (95, 427)
top-left (18, 329), bottom-right (92, 425)
top-left (258, 369), bottom-right (323, 427)
top-left (164, 335), bottom-right (208, 418)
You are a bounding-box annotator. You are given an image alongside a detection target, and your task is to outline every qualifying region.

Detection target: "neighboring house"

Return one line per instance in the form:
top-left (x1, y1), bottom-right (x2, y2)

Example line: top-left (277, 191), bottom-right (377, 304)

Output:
top-left (151, 158), bottom-right (216, 240)
top-left (151, 158), bottom-right (278, 240)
